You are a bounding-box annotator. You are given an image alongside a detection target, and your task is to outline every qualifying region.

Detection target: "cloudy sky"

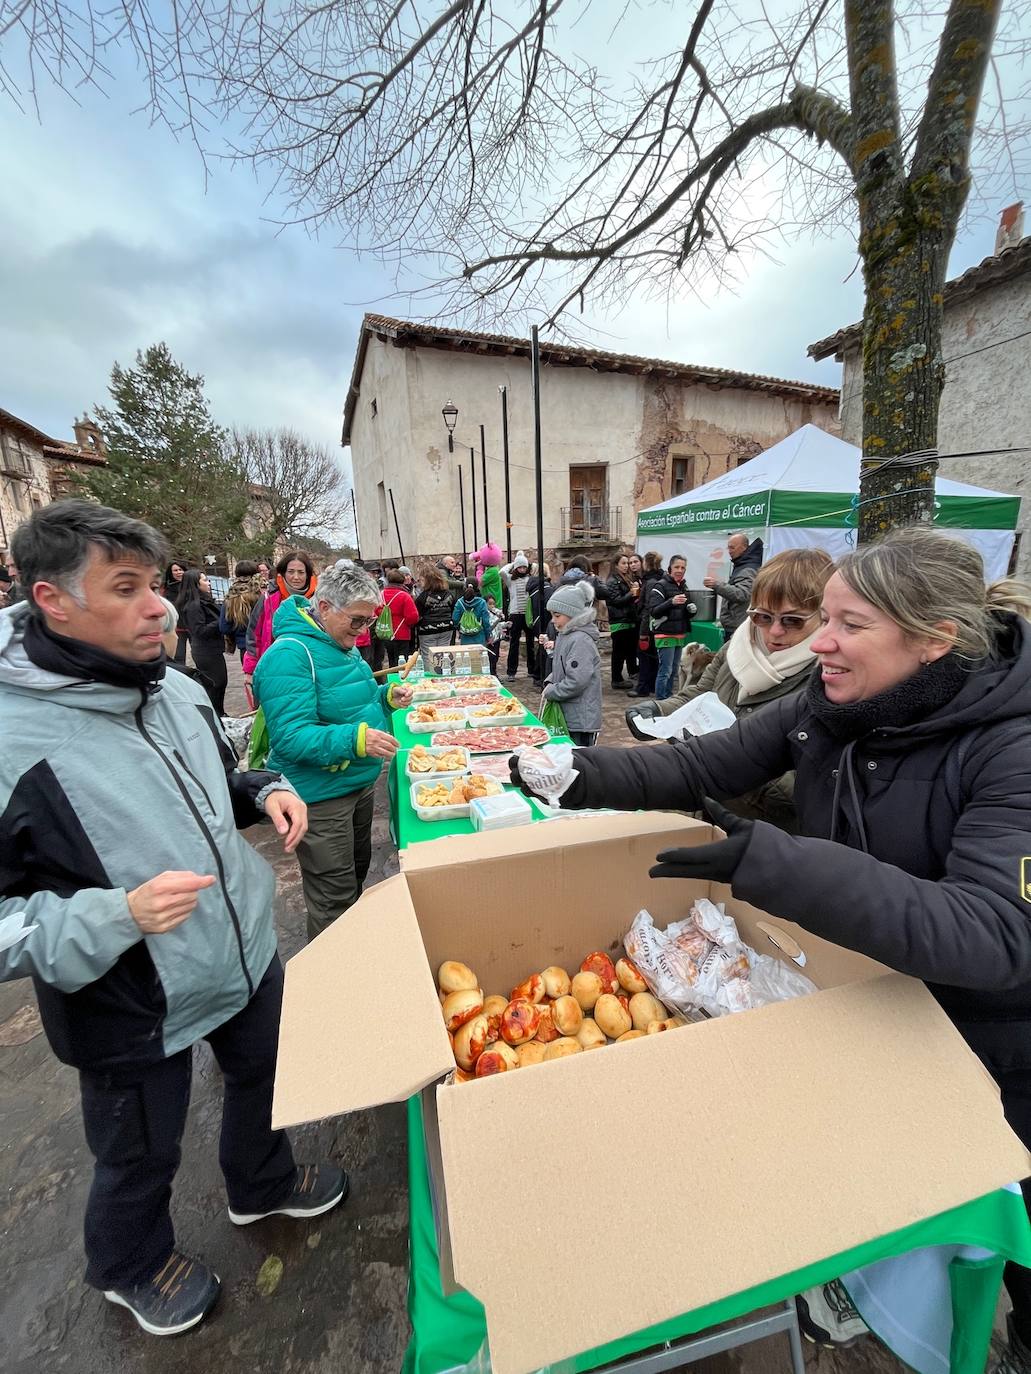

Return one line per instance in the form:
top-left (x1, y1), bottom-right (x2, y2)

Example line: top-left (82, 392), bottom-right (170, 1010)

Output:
top-left (0, 8), bottom-right (1016, 492)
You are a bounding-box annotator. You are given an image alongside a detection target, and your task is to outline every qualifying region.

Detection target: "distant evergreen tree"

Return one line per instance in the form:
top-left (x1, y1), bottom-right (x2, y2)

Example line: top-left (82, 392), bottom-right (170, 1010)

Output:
top-left (79, 343), bottom-right (248, 558)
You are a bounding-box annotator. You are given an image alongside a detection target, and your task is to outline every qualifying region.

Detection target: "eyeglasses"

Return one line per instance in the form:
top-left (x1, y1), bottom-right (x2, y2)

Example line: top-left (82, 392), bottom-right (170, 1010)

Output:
top-left (746, 609), bottom-right (818, 631)
top-left (342, 612), bottom-right (379, 630)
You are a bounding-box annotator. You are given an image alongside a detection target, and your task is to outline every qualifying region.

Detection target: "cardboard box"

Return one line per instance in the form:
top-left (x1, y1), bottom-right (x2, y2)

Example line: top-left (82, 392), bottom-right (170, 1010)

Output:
top-left (273, 813), bottom-right (1031, 1374)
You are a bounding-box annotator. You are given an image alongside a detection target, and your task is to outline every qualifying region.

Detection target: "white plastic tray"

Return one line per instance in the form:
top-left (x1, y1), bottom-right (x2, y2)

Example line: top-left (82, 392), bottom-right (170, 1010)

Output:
top-left (466, 703), bottom-right (527, 726)
top-left (447, 676), bottom-right (501, 694)
top-left (409, 772), bottom-right (505, 822)
top-left (406, 707), bottom-right (468, 734)
top-left (408, 682), bottom-right (453, 703)
top-left (404, 745), bottom-right (473, 781)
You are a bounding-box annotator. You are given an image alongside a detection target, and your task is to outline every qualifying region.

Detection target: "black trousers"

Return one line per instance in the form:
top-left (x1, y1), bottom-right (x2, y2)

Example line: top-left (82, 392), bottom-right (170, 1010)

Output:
top-left (1000, 1070), bottom-right (1031, 1343)
top-left (506, 612), bottom-right (536, 676)
top-left (610, 627), bottom-right (638, 685)
top-left (79, 956), bottom-right (296, 1289)
top-left (190, 646), bottom-right (228, 716)
top-left (635, 639), bottom-right (658, 695)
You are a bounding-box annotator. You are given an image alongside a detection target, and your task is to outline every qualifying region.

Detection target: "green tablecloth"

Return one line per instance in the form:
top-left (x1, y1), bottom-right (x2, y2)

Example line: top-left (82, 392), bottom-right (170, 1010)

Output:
top-left (387, 676), bottom-right (569, 848)
top-left (690, 619), bottom-right (723, 651)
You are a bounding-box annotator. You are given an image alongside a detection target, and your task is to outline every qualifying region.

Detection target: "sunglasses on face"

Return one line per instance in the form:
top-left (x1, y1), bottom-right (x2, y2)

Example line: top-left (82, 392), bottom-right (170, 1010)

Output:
top-left (341, 612), bottom-right (379, 630)
top-left (746, 609), bottom-right (818, 631)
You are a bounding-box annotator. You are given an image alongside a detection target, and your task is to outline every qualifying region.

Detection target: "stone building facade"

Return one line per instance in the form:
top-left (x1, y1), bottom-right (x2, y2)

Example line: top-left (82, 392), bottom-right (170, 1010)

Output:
top-left (809, 225), bottom-right (1030, 577)
top-left (0, 410), bottom-right (107, 561)
top-left (342, 315), bottom-right (840, 568)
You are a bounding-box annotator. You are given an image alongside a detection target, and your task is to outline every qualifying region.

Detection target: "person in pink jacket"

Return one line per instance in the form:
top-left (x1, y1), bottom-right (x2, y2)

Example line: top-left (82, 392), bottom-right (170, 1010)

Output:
top-left (379, 568), bottom-right (419, 669)
top-left (242, 551), bottom-right (317, 689)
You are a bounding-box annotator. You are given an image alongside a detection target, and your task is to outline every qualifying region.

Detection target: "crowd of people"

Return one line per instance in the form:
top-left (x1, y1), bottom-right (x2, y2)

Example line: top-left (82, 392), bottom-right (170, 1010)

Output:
top-left (8, 502), bottom-right (1031, 1373)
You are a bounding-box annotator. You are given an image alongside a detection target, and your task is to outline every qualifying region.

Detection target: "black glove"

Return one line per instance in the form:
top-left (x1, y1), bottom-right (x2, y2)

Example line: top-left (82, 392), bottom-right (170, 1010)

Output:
top-left (625, 701), bottom-right (661, 741)
top-left (649, 796), bottom-right (754, 885)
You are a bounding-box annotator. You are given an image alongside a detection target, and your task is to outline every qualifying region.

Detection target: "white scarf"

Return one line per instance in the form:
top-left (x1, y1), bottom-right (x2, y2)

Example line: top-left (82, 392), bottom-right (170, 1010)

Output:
top-left (724, 618), bottom-right (818, 701)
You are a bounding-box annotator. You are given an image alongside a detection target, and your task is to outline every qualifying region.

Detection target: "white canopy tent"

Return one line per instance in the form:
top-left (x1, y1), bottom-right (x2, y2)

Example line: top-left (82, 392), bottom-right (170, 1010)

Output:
top-left (635, 425), bottom-right (1019, 588)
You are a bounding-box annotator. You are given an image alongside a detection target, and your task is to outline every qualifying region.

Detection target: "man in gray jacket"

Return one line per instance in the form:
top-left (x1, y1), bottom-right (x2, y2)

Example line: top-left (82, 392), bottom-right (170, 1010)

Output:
top-left (0, 501), bottom-right (346, 1338)
top-left (705, 534), bottom-right (763, 640)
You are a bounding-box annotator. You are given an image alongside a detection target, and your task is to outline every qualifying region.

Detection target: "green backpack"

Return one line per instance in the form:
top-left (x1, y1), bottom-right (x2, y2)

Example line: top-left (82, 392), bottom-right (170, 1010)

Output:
top-left (459, 605), bottom-right (481, 635)
top-left (374, 603), bottom-right (395, 640)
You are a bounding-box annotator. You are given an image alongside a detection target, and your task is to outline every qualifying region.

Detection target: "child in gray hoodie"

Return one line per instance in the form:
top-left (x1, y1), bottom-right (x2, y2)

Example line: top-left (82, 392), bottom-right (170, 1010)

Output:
top-left (543, 579), bottom-right (603, 746)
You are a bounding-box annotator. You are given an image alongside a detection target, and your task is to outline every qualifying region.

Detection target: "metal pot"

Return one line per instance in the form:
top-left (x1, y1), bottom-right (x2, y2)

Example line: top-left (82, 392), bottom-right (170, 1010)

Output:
top-left (689, 588), bottom-right (717, 621)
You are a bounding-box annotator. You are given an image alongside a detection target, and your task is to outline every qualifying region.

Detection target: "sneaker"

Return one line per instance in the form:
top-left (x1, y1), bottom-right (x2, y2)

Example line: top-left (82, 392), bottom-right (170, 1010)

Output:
top-left (989, 1315), bottom-right (1031, 1374)
top-left (796, 1279), bottom-right (868, 1348)
top-left (227, 1163), bottom-right (349, 1226)
top-left (104, 1250), bottom-right (220, 1336)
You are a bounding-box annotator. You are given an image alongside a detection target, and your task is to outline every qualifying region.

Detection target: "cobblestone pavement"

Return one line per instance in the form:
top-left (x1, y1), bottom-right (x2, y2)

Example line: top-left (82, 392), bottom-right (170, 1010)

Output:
top-left (0, 649), bottom-right (995, 1374)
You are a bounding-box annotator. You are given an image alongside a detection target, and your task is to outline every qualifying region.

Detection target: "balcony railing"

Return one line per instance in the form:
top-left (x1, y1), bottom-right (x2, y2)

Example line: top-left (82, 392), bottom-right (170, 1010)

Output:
top-left (560, 504), bottom-right (622, 543)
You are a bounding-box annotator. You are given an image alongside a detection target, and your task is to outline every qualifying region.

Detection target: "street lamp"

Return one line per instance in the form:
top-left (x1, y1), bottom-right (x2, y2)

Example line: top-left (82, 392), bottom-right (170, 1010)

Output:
top-left (442, 400), bottom-right (458, 452)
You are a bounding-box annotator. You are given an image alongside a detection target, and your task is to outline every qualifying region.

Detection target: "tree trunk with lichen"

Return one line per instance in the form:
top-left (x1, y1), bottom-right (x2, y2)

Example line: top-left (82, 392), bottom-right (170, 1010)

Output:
top-left (856, 209), bottom-right (950, 539)
top-left (850, 0), bottom-right (1000, 544)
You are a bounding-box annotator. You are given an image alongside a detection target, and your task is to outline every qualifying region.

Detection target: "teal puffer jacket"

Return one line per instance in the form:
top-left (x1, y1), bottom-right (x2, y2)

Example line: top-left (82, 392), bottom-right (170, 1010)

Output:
top-left (253, 596), bottom-right (397, 804)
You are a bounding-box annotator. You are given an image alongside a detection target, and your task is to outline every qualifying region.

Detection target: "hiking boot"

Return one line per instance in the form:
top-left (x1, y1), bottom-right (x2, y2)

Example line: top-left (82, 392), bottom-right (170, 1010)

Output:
top-left (796, 1278), bottom-right (868, 1348)
top-left (989, 1314), bottom-right (1031, 1374)
top-left (227, 1162), bottom-right (349, 1225)
top-left (104, 1250), bottom-right (220, 1336)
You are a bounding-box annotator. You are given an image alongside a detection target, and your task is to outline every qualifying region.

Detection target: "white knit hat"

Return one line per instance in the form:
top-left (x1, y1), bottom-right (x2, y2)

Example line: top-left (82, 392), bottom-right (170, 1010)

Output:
top-left (546, 578), bottom-right (595, 619)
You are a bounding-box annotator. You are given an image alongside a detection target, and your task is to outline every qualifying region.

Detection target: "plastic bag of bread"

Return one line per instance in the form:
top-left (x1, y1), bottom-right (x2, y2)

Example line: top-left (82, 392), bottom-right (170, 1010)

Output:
top-left (624, 899), bottom-right (816, 1021)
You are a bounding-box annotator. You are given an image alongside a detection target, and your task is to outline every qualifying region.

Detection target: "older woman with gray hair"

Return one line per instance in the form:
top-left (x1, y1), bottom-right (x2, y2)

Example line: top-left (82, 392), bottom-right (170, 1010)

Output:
top-left (253, 561), bottom-right (412, 941)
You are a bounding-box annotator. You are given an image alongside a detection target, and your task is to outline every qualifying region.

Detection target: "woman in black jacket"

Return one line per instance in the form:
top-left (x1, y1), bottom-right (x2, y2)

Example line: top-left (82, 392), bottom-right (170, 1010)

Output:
top-left (177, 569), bottom-right (228, 715)
top-left (161, 558), bottom-right (190, 663)
top-left (514, 528), bottom-right (1031, 1368)
top-left (631, 551), bottom-right (664, 698)
top-left (414, 564), bottom-right (455, 671)
top-left (648, 555), bottom-right (697, 700)
top-left (605, 553), bottom-right (640, 690)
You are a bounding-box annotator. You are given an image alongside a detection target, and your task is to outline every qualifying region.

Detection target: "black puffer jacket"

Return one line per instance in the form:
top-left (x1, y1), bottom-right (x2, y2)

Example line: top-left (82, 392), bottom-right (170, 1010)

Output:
top-left (416, 587), bottom-right (455, 636)
top-left (605, 571), bottom-right (637, 625)
top-left (565, 614), bottom-right (1031, 1078)
top-left (637, 569), bottom-right (664, 635)
top-left (648, 573), bottom-right (694, 639)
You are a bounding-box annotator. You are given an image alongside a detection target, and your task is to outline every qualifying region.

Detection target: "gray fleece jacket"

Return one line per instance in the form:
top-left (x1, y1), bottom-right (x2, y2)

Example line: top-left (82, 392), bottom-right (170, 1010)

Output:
top-left (545, 614), bottom-right (602, 732)
top-left (0, 603), bottom-right (283, 1071)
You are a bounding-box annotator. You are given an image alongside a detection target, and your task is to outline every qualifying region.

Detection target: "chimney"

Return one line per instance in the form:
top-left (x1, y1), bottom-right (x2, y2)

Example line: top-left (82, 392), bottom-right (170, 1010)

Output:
top-left (72, 415), bottom-right (105, 456)
top-left (995, 202), bottom-right (1025, 255)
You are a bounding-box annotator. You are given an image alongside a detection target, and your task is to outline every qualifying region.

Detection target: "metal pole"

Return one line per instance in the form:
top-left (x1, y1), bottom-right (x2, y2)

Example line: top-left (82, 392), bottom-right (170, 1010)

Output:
top-left (480, 423), bottom-right (490, 545)
top-left (459, 468), bottom-right (467, 574)
top-left (531, 326), bottom-right (546, 673)
top-left (388, 486), bottom-right (405, 564)
top-left (500, 386), bottom-right (512, 562)
top-left (350, 489), bottom-right (362, 560)
top-left (470, 446), bottom-right (478, 552)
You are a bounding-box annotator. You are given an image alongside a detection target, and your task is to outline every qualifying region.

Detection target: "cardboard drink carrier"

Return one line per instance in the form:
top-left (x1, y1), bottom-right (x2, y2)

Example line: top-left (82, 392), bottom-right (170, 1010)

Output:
top-left (273, 812), bottom-right (1031, 1374)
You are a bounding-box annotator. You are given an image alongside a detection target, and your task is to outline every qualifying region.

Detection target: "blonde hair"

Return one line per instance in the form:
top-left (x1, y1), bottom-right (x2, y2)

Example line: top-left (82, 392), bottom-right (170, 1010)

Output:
top-left (986, 578), bottom-right (1031, 621)
top-left (836, 528), bottom-right (1030, 660)
top-left (751, 548), bottom-right (833, 614)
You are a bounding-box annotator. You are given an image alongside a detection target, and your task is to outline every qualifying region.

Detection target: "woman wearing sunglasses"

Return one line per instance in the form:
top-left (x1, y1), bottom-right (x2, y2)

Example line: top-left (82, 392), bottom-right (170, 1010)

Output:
top-left (253, 563), bottom-right (412, 942)
top-left (627, 548), bottom-right (833, 829)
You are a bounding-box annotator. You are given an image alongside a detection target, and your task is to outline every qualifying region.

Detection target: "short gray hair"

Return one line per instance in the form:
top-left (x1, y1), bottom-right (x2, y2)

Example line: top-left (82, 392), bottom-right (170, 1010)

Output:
top-left (159, 596), bottom-right (179, 633)
top-left (315, 562), bottom-right (381, 610)
top-left (11, 499), bottom-right (168, 610)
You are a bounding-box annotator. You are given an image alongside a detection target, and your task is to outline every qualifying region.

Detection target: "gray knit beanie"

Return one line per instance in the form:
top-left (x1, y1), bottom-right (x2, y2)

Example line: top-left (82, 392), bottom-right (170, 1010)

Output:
top-left (546, 578), bottom-right (595, 619)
